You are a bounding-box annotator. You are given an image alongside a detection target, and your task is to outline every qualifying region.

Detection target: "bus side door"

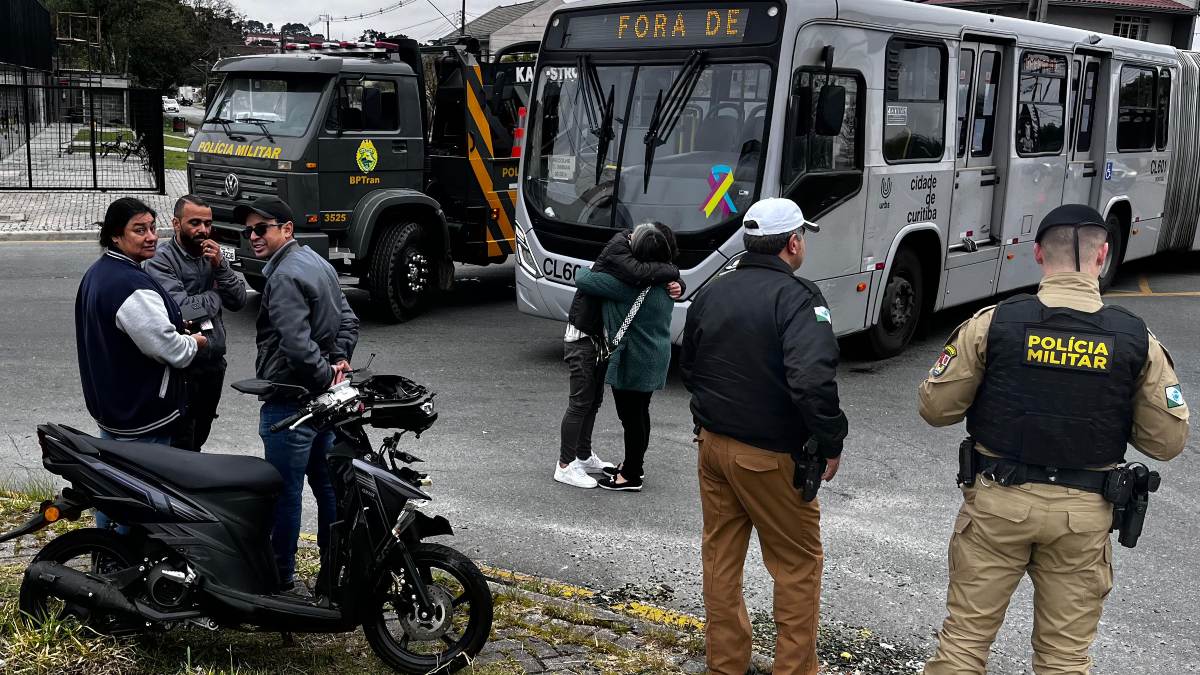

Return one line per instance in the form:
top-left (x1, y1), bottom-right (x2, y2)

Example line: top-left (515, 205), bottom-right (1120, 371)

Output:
top-left (950, 42), bottom-right (1004, 247)
top-left (1062, 55), bottom-right (1105, 208)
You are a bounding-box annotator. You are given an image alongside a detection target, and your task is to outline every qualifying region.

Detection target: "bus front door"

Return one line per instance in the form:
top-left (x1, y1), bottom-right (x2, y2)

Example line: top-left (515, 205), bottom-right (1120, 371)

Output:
top-left (1062, 55), bottom-right (1104, 207)
top-left (950, 43), bottom-right (1004, 248)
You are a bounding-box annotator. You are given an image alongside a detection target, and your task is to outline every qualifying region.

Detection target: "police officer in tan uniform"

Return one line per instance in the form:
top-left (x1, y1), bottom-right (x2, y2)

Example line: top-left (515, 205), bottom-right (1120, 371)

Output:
top-left (919, 204), bottom-right (1189, 675)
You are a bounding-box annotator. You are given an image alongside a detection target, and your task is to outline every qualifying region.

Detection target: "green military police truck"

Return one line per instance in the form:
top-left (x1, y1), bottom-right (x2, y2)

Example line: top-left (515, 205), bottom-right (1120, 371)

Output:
top-left (189, 38), bottom-right (533, 321)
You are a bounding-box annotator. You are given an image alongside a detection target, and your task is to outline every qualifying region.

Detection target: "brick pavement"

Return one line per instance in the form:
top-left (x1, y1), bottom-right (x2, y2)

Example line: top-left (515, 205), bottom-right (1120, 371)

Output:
top-left (0, 168), bottom-right (186, 233)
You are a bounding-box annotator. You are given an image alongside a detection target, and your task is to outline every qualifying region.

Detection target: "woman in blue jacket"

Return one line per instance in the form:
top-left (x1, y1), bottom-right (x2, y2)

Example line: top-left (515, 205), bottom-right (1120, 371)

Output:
top-left (574, 223), bottom-right (678, 492)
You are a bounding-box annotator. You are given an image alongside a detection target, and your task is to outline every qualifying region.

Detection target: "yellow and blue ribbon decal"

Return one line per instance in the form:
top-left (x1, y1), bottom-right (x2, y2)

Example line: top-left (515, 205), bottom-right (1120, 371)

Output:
top-left (701, 164), bottom-right (737, 218)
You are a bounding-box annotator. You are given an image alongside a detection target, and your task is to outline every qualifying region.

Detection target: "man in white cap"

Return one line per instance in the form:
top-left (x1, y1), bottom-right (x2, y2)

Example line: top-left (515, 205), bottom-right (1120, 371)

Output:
top-left (681, 198), bottom-right (848, 675)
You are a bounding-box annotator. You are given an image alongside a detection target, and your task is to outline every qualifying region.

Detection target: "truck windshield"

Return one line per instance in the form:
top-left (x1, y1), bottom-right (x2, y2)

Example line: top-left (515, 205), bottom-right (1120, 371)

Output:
top-left (206, 75), bottom-right (327, 138)
top-left (525, 60), bottom-right (772, 233)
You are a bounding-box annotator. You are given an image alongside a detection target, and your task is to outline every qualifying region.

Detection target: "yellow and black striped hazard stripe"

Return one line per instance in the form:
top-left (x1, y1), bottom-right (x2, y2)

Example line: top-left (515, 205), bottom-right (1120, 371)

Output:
top-left (463, 61), bottom-right (516, 258)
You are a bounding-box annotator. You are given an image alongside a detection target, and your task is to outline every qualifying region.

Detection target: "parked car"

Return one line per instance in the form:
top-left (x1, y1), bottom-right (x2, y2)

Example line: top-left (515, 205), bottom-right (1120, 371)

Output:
top-left (162, 98), bottom-right (180, 113)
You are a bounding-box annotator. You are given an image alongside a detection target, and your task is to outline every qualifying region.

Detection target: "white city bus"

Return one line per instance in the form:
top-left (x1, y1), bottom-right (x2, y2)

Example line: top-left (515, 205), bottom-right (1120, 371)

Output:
top-left (512, 0), bottom-right (1200, 357)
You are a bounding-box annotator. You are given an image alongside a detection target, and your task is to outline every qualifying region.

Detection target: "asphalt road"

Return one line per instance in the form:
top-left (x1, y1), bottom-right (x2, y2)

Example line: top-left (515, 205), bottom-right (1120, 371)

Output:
top-left (0, 241), bottom-right (1196, 673)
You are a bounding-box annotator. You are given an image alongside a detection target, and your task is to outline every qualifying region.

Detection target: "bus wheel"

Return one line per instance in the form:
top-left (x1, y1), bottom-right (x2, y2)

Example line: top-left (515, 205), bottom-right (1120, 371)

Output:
top-left (1098, 213), bottom-right (1125, 292)
top-left (369, 222), bottom-right (433, 323)
top-left (866, 248), bottom-right (924, 359)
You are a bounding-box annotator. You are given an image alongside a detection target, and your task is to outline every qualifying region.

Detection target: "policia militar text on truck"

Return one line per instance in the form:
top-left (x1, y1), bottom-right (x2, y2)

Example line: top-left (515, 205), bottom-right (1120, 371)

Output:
top-left (188, 38), bottom-right (535, 321)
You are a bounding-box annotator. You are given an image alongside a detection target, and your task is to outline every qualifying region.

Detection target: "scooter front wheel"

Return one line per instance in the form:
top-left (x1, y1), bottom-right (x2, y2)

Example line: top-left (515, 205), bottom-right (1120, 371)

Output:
top-left (363, 542), bottom-right (493, 674)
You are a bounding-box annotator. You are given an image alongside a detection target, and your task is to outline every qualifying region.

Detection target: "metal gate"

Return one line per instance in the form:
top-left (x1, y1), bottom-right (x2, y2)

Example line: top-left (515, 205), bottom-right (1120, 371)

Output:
top-left (0, 74), bottom-right (165, 192)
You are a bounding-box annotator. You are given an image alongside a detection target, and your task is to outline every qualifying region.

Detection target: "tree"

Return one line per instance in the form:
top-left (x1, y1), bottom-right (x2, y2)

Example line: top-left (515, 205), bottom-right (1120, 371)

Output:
top-left (360, 29), bottom-right (386, 42)
top-left (280, 22), bottom-right (311, 37)
top-left (244, 19), bottom-right (266, 34)
top-left (266, 22), bottom-right (274, 32)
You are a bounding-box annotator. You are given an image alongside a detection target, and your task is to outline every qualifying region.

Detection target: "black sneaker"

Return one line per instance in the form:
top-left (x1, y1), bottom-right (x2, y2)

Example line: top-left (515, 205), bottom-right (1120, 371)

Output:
top-left (597, 475), bottom-right (643, 492)
top-left (602, 465), bottom-right (645, 479)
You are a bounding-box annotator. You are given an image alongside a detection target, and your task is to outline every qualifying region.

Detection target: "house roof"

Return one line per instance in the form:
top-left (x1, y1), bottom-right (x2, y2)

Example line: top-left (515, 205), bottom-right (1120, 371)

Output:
top-left (921, 0), bottom-right (1194, 13)
top-left (436, 0), bottom-right (550, 42)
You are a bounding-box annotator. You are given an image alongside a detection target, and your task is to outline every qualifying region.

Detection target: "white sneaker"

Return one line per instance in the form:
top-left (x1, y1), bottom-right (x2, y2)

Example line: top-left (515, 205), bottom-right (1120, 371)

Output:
top-left (575, 453), bottom-right (615, 473)
top-left (555, 461), bottom-right (599, 489)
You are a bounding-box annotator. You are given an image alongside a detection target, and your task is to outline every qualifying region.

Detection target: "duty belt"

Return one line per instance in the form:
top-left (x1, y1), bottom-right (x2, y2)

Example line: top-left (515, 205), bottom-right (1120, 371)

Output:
top-left (975, 451), bottom-right (1109, 494)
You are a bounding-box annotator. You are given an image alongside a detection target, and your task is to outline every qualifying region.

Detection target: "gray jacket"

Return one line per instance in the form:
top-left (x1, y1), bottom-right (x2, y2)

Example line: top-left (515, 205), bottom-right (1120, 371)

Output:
top-left (256, 240), bottom-right (359, 397)
top-left (146, 237), bottom-right (246, 371)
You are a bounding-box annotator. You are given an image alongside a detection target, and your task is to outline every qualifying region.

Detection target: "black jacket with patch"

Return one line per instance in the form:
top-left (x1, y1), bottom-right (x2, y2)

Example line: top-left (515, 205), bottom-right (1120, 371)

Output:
top-left (681, 254), bottom-right (848, 458)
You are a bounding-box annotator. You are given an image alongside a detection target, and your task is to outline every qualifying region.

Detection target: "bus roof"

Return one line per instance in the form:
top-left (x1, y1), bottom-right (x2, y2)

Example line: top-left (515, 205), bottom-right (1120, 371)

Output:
top-left (547, 0), bottom-right (1179, 64)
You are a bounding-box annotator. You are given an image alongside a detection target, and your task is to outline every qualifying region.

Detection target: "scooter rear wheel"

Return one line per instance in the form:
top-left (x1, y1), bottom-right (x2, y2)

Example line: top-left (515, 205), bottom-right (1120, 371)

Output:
top-left (18, 527), bottom-right (142, 632)
top-left (363, 542), bottom-right (493, 674)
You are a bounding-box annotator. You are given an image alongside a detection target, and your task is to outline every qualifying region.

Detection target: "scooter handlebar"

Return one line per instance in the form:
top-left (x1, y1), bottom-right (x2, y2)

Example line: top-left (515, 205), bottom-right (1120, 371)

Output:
top-left (270, 410), bottom-right (308, 433)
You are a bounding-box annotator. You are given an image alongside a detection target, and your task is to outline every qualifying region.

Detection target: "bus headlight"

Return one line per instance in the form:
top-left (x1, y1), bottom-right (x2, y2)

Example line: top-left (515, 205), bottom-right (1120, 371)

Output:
top-left (514, 226), bottom-right (542, 279)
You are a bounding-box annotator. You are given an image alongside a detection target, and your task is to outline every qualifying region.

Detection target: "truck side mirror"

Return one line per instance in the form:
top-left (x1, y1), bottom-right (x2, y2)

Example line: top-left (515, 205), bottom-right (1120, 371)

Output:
top-left (204, 85), bottom-right (217, 112)
top-left (814, 84), bottom-right (846, 137)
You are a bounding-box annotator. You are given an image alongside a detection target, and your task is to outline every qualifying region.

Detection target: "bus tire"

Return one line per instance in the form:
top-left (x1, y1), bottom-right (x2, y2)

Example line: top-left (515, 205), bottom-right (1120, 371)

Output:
top-left (369, 222), bottom-right (434, 323)
top-left (1098, 212), bottom-right (1125, 292)
top-left (865, 248), bottom-right (924, 359)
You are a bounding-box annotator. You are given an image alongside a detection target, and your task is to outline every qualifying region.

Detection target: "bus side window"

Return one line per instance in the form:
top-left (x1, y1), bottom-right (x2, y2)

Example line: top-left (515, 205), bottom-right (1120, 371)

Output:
top-left (883, 38), bottom-right (947, 163)
top-left (1117, 65), bottom-right (1157, 152)
top-left (783, 68), bottom-right (863, 218)
top-left (1156, 67), bottom-right (1171, 151)
top-left (1015, 52), bottom-right (1067, 156)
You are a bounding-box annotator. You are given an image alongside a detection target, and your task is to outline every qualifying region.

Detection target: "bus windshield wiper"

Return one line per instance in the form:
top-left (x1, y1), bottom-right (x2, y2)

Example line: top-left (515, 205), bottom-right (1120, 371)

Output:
top-left (237, 117), bottom-right (276, 143)
top-left (642, 50), bottom-right (707, 192)
top-left (203, 115), bottom-right (246, 141)
top-left (577, 55), bottom-right (616, 182)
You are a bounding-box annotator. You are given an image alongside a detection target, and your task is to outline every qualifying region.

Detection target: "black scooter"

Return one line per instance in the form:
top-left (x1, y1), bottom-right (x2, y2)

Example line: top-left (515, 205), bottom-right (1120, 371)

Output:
top-left (0, 372), bottom-right (492, 674)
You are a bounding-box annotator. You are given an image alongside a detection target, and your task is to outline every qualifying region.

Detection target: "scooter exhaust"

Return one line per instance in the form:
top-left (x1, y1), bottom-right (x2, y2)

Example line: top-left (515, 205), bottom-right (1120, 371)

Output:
top-left (24, 561), bottom-right (140, 617)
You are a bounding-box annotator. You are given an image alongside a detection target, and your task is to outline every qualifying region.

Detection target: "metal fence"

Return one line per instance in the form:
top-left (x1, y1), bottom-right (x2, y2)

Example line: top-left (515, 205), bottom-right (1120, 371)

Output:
top-left (0, 75), bottom-right (165, 192)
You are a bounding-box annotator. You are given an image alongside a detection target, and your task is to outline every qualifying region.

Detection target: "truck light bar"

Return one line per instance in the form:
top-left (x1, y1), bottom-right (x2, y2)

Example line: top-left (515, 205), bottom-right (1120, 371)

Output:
top-left (283, 41), bottom-right (398, 54)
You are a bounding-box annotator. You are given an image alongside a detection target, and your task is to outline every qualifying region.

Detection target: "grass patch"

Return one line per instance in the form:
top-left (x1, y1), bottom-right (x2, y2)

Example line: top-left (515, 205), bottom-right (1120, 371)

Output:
top-left (72, 129), bottom-right (133, 144)
top-left (165, 151), bottom-right (188, 171)
top-left (163, 135), bottom-right (191, 149)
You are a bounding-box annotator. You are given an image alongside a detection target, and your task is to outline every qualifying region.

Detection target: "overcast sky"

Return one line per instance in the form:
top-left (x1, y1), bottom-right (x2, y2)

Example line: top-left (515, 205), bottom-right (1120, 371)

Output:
top-left (231, 0), bottom-right (512, 44)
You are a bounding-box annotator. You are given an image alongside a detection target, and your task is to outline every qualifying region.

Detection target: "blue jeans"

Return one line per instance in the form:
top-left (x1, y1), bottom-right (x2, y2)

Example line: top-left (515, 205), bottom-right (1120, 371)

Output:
top-left (94, 429), bottom-right (173, 533)
top-left (259, 401), bottom-right (337, 586)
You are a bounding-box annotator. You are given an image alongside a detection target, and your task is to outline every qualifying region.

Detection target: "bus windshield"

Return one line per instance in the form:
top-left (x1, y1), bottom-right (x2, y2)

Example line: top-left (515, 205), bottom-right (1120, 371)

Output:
top-left (525, 60), bottom-right (773, 233)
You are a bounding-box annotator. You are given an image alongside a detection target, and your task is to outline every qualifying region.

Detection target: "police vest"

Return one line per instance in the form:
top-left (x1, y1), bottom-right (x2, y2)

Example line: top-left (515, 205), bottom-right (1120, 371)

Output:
top-left (966, 295), bottom-right (1148, 469)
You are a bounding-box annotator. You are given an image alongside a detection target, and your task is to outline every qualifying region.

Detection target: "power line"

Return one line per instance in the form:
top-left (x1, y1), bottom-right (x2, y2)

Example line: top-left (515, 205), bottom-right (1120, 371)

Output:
top-left (309, 0), bottom-right (416, 26)
top-left (425, 0), bottom-right (459, 32)
top-left (382, 16), bottom-right (443, 34)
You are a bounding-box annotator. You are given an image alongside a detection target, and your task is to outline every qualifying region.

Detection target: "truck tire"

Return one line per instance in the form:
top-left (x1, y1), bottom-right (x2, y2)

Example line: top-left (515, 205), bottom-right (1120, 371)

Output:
top-left (369, 222), bottom-right (434, 322)
top-left (865, 248), bottom-right (924, 359)
top-left (1098, 213), bottom-right (1125, 292)
top-left (244, 274), bottom-right (266, 294)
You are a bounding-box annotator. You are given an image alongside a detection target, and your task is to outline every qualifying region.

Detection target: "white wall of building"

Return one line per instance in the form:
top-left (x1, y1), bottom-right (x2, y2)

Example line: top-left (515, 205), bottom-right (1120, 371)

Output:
top-left (988, 6), bottom-right (1187, 47)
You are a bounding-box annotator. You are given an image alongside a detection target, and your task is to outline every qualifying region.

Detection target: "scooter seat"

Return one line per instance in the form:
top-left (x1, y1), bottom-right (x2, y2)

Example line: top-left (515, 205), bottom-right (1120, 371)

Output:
top-left (55, 426), bottom-right (283, 493)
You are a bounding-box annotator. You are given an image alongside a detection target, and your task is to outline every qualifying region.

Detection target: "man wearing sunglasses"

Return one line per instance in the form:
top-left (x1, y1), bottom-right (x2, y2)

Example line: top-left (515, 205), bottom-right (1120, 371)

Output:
top-left (147, 195), bottom-right (247, 451)
top-left (234, 196), bottom-right (360, 592)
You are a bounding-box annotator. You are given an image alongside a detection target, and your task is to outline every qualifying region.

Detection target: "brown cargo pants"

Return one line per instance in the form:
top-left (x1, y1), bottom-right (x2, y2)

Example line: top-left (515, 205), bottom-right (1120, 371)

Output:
top-left (698, 429), bottom-right (823, 675)
top-left (924, 479), bottom-right (1115, 675)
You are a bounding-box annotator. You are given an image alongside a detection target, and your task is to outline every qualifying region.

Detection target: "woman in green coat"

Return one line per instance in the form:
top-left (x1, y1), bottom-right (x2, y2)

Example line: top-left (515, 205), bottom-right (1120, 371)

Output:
top-left (574, 223), bottom-right (678, 492)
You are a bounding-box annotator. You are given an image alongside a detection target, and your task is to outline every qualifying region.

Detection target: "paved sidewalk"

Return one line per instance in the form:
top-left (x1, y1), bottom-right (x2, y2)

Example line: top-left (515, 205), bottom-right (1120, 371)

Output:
top-left (0, 168), bottom-right (186, 235)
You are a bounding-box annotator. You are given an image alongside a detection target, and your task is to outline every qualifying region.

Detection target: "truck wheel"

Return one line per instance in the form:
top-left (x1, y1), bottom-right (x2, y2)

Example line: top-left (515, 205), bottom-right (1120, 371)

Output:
top-left (244, 274), bottom-right (266, 294)
top-left (369, 222), bottom-right (434, 322)
top-left (865, 248), bottom-right (924, 359)
top-left (1098, 213), bottom-right (1125, 292)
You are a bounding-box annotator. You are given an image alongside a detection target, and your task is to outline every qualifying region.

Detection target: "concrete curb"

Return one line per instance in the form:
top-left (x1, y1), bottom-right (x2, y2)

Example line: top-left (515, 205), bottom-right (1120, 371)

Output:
top-left (0, 228), bottom-right (173, 243)
top-left (485, 574), bottom-right (776, 672)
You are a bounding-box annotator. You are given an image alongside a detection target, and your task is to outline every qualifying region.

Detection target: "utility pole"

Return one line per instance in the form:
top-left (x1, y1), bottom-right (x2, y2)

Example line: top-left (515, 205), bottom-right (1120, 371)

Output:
top-left (461, 0), bottom-right (467, 36)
